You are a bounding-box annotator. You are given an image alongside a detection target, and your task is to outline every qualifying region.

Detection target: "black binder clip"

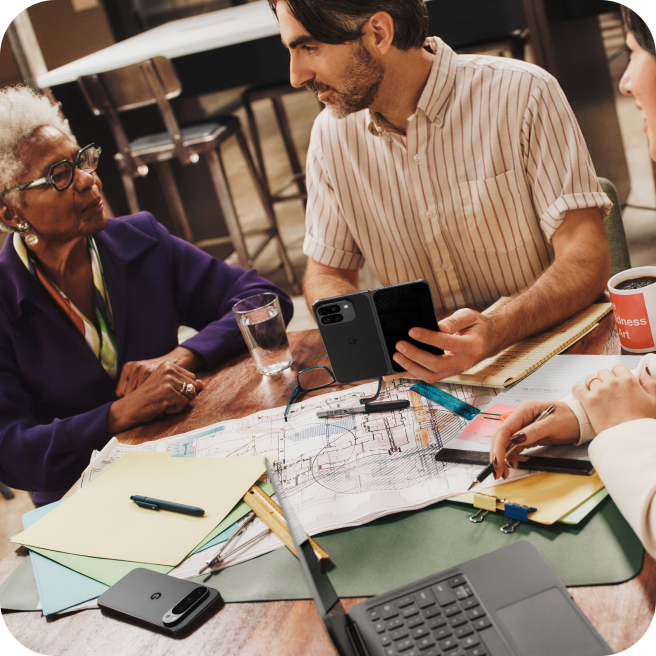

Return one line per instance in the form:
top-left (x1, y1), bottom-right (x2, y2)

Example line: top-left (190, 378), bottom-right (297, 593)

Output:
top-left (500, 502), bottom-right (536, 534)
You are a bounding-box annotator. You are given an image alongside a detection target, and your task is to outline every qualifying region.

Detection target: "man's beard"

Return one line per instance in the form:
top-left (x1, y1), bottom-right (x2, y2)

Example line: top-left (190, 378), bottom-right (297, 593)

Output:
top-left (307, 40), bottom-right (384, 119)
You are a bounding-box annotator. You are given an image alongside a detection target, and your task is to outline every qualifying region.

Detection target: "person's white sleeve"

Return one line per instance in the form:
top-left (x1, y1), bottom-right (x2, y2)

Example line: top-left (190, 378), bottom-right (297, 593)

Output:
top-left (520, 71), bottom-right (611, 242)
top-left (303, 114), bottom-right (364, 270)
top-left (561, 353), bottom-right (656, 445)
top-left (588, 419), bottom-right (656, 560)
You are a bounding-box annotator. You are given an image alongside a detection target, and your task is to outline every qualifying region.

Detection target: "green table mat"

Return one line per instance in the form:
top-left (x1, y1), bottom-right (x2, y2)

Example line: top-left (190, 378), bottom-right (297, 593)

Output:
top-left (195, 497), bottom-right (644, 602)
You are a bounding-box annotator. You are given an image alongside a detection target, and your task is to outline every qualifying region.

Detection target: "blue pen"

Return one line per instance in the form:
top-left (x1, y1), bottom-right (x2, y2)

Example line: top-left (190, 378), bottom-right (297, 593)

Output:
top-left (130, 495), bottom-right (205, 517)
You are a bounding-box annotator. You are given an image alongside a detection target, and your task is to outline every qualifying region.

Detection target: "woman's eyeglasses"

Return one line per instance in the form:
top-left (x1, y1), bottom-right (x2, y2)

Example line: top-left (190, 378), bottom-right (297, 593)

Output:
top-left (284, 366), bottom-right (336, 422)
top-left (0, 144), bottom-right (102, 198)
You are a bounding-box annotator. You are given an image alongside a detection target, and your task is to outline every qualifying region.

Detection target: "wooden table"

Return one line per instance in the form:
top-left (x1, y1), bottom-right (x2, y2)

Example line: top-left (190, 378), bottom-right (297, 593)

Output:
top-left (2, 317), bottom-right (655, 655)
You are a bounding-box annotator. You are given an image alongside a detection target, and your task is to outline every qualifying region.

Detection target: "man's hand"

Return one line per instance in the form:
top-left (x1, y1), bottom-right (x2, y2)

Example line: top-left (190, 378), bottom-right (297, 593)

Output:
top-left (116, 346), bottom-right (205, 398)
top-left (391, 308), bottom-right (500, 383)
top-left (572, 365), bottom-right (656, 434)
top-left (489, 400), bottom-right (580, 480)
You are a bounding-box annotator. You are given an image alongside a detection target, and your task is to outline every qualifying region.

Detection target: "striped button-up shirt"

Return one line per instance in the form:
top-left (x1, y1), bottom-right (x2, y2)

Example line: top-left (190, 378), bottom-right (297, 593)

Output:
top-left (303, 37), bottom-right (611, 311)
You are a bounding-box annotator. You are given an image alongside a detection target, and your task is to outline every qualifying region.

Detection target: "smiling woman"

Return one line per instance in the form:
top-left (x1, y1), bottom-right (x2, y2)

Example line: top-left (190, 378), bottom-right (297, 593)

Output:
top-left (0, 86), bottom-right (293, 506)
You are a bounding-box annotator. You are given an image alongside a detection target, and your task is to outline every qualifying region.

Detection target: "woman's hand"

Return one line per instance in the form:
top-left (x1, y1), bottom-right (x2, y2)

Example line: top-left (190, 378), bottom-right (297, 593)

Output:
top-left (572, 365), bottom-right (656, 434)
top-left (116, 346), bottom-right (205, 398)
top-left (107, 362), bottom-right (204, 433)
top-left (489, 400), bottom-right (580, 480)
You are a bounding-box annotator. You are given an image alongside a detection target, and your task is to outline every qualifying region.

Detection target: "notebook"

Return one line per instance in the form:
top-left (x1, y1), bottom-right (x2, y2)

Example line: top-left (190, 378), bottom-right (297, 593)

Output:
top-left (441, 299), bottom-right (612, 388)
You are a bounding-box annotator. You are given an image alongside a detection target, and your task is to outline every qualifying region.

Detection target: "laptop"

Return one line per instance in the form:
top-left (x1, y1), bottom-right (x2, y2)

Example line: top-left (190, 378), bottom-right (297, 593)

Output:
top-left (265, 459), bottom-right (612, 656)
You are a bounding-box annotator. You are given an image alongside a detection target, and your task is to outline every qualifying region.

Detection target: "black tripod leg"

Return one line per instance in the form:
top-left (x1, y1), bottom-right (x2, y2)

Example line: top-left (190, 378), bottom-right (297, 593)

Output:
top-left (360, 377), bottom-right (383, 404)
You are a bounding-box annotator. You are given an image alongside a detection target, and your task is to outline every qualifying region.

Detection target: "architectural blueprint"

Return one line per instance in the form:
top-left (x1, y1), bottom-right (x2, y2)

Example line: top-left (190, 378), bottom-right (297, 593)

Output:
top-left (86, 379), bottom-right (531, 537)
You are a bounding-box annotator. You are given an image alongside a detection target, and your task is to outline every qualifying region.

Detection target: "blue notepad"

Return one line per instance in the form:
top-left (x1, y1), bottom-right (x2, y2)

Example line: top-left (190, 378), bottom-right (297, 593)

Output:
top-left (22, 501), bottom-right (109, 616)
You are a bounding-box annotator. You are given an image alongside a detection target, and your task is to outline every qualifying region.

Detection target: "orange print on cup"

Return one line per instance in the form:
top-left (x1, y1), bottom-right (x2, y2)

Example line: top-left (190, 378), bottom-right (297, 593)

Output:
top-left (608, 292), bottom-right (653, 350)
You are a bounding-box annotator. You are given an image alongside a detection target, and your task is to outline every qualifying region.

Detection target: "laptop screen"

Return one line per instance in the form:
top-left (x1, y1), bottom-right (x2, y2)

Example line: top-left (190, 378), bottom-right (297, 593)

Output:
top-left (265, 459), bottom-right (340, 618)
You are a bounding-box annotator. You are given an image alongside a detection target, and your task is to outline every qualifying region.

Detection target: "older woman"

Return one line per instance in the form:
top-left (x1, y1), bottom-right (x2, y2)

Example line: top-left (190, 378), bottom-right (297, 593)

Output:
top-left (0, 86), bottom-right (293, 506)
top-left (490, 8), bottom-right (656, 559)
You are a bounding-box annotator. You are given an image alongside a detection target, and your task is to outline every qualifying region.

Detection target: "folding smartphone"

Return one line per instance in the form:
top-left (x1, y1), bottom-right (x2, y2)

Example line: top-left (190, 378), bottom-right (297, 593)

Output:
top-left (313, 280), bottom-right (444, 383)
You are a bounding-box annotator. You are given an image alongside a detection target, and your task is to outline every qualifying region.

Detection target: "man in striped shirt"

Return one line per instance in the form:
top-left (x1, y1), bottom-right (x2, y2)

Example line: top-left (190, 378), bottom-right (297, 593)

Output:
top-left (271, 0), bottom-right (612, 383)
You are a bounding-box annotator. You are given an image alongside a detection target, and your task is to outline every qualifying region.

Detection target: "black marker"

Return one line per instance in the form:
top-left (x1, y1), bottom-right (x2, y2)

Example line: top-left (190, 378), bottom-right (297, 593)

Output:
top-left (317, 400), bottom-right (410, 418)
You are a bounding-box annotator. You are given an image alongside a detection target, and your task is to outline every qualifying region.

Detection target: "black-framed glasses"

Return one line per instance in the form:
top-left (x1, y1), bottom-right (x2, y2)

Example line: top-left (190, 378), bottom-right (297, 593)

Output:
top-left (284, 366), bottom-right (336, 422)
top-left (0, 144), bottom-right (102, 198)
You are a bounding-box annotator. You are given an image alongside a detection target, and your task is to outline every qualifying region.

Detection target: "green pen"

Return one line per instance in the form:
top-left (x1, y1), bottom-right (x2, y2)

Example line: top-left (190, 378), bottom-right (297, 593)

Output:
top-left (130, 495), bottom-right (205, 517)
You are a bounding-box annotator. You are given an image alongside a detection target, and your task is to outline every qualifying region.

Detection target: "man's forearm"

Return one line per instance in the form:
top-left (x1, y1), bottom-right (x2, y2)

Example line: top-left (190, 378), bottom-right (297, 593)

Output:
top-left (303, 259), bottom-right (360, 311)
top-left (486, 216), bottom-right (609, 355)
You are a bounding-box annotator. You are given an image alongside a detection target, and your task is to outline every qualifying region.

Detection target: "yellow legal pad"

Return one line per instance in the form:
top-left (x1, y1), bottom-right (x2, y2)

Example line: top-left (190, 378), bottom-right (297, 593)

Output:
top-left (11, 451), bottom-right (268, 566)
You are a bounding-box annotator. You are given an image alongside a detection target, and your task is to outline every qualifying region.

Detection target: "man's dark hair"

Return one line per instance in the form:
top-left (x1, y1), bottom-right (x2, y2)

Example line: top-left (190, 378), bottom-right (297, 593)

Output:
top-left (269, 0), bottom-right (429, 51)
top-left (622, 6), bottom-right (656, 60)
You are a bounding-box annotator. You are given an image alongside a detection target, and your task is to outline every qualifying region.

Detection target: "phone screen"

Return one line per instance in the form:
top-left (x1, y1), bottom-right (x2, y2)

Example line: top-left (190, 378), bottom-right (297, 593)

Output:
top-left (372, 282), bottom-right (444, 373)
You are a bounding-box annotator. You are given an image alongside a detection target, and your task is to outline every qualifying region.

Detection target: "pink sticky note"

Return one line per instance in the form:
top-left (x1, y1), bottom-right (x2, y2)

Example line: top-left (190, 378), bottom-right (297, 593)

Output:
top-left (456, 429), bottom-right (492, 445)
top-left (465, 403), bottom-right (518, 436)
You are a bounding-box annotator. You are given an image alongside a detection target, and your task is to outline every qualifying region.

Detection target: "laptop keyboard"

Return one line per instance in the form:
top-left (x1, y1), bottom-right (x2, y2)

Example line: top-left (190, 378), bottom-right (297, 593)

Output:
top-left (367, 574), bottom-right (492, 656)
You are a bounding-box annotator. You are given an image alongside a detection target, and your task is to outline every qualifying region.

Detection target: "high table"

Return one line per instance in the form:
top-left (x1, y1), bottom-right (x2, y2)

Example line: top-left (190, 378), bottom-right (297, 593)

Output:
top-left (1, 315), bottom-right (655, 655)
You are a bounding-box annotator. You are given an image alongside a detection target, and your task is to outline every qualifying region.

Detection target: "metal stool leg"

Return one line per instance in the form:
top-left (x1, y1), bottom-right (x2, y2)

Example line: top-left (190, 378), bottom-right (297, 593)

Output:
top-left (243, 96), bottom-right (270, 193)
top-left (233, 128), bottom-right (301, 293)
top-left (204, 149), bottom-right (251, 269)
top-left (272, 96), bottom-right (307, 206)
top-left (155, 160), bottom-right (195, 243)
top-left (120, 170), bottom-right (141, 215)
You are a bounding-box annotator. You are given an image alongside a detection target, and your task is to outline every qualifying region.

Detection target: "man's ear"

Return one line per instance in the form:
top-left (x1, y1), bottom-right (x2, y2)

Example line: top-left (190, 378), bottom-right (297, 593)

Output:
top-left (364, 11), bottom-right (394, 55)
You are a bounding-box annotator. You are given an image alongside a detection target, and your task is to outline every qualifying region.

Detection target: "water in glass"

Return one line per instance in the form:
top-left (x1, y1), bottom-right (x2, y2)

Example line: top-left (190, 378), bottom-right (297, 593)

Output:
top-left (238, 305), bottom-right (293, 375)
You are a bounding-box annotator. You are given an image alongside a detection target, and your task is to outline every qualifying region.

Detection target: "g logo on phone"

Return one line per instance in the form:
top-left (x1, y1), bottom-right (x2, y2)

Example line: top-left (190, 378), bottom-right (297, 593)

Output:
top-left (151, 593), bottom-right (162, 600)
top-left (348, 337), bottom-right (357, 345)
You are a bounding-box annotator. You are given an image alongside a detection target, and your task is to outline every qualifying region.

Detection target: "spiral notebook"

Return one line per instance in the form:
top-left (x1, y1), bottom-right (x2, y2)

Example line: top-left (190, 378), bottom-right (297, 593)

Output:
top-left (442, 300), bottom-right (612, 389)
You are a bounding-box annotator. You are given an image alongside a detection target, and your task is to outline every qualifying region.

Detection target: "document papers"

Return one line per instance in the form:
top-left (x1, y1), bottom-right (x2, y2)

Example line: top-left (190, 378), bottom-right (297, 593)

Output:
top-left (442, 301), bottom-right (612, 388)
top-left (77, 379), bottom-right (529, 548)
top-left (12, 452), bottom-right (268, 566)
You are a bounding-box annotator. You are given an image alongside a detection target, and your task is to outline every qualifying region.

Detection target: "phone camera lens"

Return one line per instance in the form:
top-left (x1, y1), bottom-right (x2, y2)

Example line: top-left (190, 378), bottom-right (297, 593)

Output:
top-left (318, 304), bottom-right (341, 316)
top-left (321, 314), bottom-right (344, 325)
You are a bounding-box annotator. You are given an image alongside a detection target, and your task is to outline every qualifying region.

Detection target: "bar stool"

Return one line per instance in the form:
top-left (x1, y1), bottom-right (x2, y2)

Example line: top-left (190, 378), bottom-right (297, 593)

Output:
top-left (78, 58), bottom-right (300, 292)
top-left (241, 82), bottom-right (320, 210)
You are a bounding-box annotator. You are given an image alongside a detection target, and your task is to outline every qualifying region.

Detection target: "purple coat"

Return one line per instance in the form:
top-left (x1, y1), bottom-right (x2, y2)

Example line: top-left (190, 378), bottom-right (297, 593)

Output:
top-left (0, 213), bottom-right (293, 506)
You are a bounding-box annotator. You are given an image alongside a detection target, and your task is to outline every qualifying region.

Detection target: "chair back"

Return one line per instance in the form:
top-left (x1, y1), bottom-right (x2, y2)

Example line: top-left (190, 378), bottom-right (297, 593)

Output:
top-left (598, 177), bottom-right (631, 278)
top-left (78, 57), bottom-right (191, 168)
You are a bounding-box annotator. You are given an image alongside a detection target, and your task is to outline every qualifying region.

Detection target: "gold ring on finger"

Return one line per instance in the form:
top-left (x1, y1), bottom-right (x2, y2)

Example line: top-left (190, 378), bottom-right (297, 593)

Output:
top-left (584, 375), bottom-right (602, 391)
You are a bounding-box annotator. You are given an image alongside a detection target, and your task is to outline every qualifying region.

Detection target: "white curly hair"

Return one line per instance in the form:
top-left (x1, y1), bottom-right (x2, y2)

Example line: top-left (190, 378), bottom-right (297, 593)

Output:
top-left (0, 86), bottom-right (75, 230)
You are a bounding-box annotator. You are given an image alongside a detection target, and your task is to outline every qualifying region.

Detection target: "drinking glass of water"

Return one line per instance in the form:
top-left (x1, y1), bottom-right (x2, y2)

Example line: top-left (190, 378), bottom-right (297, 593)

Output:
top-left (232, 293), bottom-right (293, 375)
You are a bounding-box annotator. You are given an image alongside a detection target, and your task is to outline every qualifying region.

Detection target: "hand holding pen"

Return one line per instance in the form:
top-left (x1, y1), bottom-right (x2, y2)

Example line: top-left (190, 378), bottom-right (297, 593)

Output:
top-left (484, 400), bottom-right (582, 484)
top-left (469, 404), bottom-right (556, 490)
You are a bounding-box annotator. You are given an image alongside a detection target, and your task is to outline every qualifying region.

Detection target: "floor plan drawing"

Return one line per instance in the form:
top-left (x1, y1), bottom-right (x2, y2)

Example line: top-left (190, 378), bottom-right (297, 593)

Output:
top-left (85, 379), bottom-right (527, 536)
